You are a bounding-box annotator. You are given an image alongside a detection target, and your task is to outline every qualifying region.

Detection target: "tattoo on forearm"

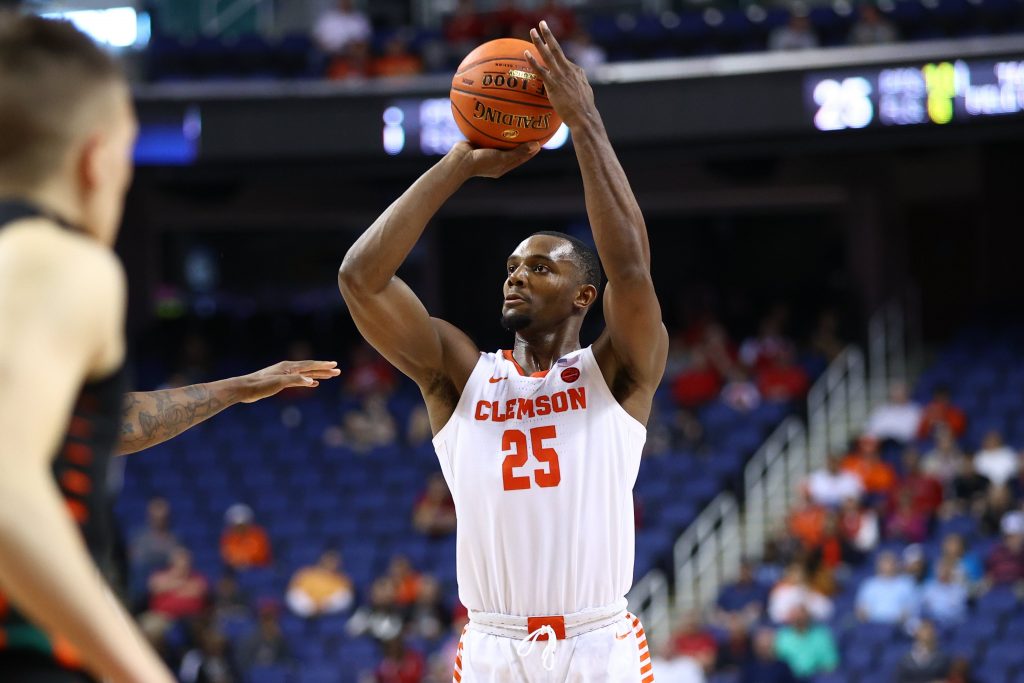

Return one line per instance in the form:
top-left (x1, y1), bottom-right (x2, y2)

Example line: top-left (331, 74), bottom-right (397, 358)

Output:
top-left (118, 383), bottom-right (232, 455)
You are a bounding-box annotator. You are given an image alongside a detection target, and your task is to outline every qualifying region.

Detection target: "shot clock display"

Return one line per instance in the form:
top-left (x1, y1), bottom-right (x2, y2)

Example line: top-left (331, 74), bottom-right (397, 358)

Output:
top-left (805, 57), bottom-right (1024, 131)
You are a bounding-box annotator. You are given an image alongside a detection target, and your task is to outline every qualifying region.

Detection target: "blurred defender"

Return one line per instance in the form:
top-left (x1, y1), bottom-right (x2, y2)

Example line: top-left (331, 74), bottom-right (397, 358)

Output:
top-left (0, 15), bottom-right (337, 682)
top-left (339, 21), bottom-right (667, 682)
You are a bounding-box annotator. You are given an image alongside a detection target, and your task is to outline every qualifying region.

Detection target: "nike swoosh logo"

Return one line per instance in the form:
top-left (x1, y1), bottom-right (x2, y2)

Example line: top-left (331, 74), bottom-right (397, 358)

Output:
top-left (488, 377), bottom-right (507, 383)
top-left (615, 630), bottom-right (631, 640)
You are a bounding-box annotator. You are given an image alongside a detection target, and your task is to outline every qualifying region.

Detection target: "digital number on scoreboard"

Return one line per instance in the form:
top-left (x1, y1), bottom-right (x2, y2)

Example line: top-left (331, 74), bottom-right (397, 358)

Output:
top-left (804, 58), bottom-right (1024, 131)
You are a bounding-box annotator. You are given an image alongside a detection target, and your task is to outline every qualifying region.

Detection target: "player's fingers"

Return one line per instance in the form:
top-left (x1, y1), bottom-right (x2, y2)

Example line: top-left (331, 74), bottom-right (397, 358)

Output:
top-left (523, 48), bottom-right (548, 78)
top-left (302, 370), bottom-right (341, 379)
top-left (528, 29), bottom-right (557, 70)
top-left (538, 21), bottom-right (569, 67)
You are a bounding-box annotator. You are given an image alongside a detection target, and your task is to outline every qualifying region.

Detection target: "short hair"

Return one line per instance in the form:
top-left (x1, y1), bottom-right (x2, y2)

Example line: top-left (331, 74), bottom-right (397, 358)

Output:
top-left (0, 13), bottom-right (122, 188)
top-left (531, 230), bottom-right (602, 289)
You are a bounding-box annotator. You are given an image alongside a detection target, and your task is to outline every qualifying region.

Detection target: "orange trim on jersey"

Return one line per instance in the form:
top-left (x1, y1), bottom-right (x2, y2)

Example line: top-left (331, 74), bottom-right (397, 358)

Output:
top-left (66, 499), bottom-right (89, 524)
top-left (527, 615), bottom-right (566, 640)
top-left (61, 471), bottom-right (92, 496)
top-left (68, 416), bottom-right (92, 439)
top-left (502, 350), bottom-right (549, 378)
top-left (64, 443), bottom-right (93, 466)
top-left (52, 634), bottom-right (84, 668)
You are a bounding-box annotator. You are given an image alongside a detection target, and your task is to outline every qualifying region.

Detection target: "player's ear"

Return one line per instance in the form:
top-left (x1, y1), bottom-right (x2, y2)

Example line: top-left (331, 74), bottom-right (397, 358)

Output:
top-left (574, 283), bottom-right (598, 310)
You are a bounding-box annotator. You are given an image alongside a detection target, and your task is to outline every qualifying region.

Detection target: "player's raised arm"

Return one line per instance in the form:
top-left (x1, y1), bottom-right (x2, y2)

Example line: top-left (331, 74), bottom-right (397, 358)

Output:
top-left (338, 142), bottom-right (539, 407)
top-left (525, 22), bottom-right (668, 400)
top-left (0, 233), bottom-right (174, 683)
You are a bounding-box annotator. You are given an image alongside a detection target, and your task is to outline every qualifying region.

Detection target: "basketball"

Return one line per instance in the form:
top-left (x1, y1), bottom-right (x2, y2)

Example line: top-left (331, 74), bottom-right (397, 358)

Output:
top-left (450, 38), bottom-right (562, 150)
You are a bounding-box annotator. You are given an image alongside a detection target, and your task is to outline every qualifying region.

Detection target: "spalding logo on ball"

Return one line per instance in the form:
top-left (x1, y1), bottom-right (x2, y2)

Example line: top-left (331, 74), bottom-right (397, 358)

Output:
top-left (450, 38), bottom-right (562, 150)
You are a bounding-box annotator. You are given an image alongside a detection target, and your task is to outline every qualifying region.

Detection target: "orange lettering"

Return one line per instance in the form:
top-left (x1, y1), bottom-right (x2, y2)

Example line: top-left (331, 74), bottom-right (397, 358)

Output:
top-left (536, 395), bottom-right (551, 416)
top-left (568, 387), bottom-right (587, 410)
top-left (518, 398), bottom-right (535, 418)
top-left (552, 392), bottom-right (568, 413)
top-left (475, 401), bottom-right (490, 420)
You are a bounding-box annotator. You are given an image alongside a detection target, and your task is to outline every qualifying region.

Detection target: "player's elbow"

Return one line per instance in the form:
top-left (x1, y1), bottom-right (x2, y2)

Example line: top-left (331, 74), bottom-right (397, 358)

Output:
top-left (337, 257), bottom-right (364, 298)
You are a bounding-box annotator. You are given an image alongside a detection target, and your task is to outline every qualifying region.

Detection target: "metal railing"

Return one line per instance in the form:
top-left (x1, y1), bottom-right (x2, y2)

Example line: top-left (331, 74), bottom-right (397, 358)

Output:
top-left (807, 347), bottom-right (868, 466)
top-left (742, 417), bottom-right (808, 561)
top-left (869, 288), bottom-right (924, 407)
top-left (673, 492), bottom-right (740, 616)
top-left (201, 0), bottom-right (275, 36)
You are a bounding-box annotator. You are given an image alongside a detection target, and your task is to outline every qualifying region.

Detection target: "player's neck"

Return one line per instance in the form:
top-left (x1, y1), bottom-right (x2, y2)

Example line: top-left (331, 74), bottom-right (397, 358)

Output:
top-left (511, 328), bottom-right (581, 375)
top-left (0, 180), bottom-right (86, 234)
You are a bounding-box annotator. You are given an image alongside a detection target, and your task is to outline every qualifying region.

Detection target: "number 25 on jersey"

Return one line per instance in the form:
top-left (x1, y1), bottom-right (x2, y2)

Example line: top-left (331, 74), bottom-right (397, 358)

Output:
top-left (501, 426), bottom-right (561, 491)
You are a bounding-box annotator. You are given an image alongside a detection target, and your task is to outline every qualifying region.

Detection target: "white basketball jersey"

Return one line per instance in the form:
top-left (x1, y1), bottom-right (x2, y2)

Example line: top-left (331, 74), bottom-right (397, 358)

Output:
top-left (432, 346), bottom-right (647, 617)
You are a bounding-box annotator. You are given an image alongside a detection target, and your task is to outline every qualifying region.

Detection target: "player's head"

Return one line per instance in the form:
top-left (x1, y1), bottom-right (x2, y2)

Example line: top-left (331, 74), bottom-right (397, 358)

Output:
top-left (0, 13), bottom-right (136, 245)
top-left (501, 231), bottom-right (602, 334)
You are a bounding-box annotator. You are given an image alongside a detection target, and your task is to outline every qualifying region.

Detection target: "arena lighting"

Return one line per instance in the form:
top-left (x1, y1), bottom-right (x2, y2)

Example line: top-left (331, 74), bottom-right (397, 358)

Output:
top-left (805, 57), bottom-right (1024, 131)
top-left (383, 98), bottom-right (570, 156)
top-left (40, 7), bottom-right (149, 49)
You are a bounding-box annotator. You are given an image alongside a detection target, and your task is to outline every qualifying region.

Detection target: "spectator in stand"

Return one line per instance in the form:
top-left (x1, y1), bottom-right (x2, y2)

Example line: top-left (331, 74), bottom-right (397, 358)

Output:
top-left (855, 551), bottom-right (918, 625)
top-left (405, 576), bottom-right (450, 641)
top-left (406, 404), bottom-right (433, 447)
top-left (211, 571), bottom-right (251, 621)
top-left (376, 637), bottom-right (426, 683)
top-left (985, 510), bottom-right (1024, 586)
top-left (346, 577), bottom-right (404, 643)
top-left (346, 343), bottom-right (397, 398)
top-left (443, 0), bottom-right (485, 65)
top-left (670, 611), bottom-right (718, 673)
top-left (919, 559), bottom-right (968, 628)
top-left (849, 2), bottom-right (899, 44)
top-left (866, 382), bottom-right (923, 445)
top-left (838, 496), bottom-right (880, 555)
top-left (412, 473), bottom-right (457, 537)
top-left (326, 390), bottom-right (398, 452)
top-left (740, 628), bottom-right (797, 683)
top-left (672, 348), bottom-right (722, 409)
top-left (842, 435), bottom-right (897, 497)
top-left (903, 544), bottom-right (929, 586)
top-left (148, 546), bottom-right (209, 620)
top-left (809, 309), bottom-right (844, 364)
top-left (769, 12), bottom-right (820, 50)
top-left (917, 387), bottom-right (967, 440)
top-left (238, 600), bottom-right (292, 672)
top-left (326, 39), bottom-right (372, 80)
top-left (715, 619), bottom-right (753, 673)
top-left (715, 559), bottom-right (769, 627)
top-left (896, 620), bottom-right (950, 683)
top-left (313, 0), bottom-right (372, 60)
top-left (807, 454), bottom-right (864, 508)
top-left (973, 430), bottom-right (1019, 488)
top-left (979, 483), bottom-right (1014, 537)
top-left (220, 503), bottom-right (272, 570)
top-left (371, 33), bottom-right (423, 78)
top-left (817, 511), bottom-right (860, 571)
top-left (886, 490), bottom-right (929, 543)
top-left (922, 425), bottom-right (965, 488)
top-left (774, 604), bottom-right (839, 679)
top-left (564, 27), bottom-right (607, 75)
top-left (898, 448), bottom-right (944, 519)
top-left (768, 563), bottom-right (833, 625)
top-left (789, 490), bottom-right (827, 550)
top-left (741, 307), bottom-right (794, 372)
top-left (286, 549), bottom-right (354, 617)
top-left (131, 497), bottom-right (178, 577)
top-left (138, 612), bottom-right (179, 672)
top-left (487, 0), bottom-right (529, 39)
top-left (946, 455), bottom-right (990, 518)
top-left (388, 555), bottom-right (423, 607)
top-left (651, 642), bottom-right (706, 683)
top-left (935, 533), bottom-right (983, 589)
top-left (756, 349), bottom-right (810, 403)
top-left (532, 0), bottom-right (577, 36)
top-left (179, 627), bottom-right (241, 683)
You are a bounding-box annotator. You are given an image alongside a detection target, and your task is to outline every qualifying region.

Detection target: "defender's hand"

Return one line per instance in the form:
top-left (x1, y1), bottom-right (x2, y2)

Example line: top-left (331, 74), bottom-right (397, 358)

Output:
top-left (525, 21), bottom-right (598, 129)
top-left (239, 360), bottom-right (340, 403)
top-left (446, 140), bottom-right (541, 180)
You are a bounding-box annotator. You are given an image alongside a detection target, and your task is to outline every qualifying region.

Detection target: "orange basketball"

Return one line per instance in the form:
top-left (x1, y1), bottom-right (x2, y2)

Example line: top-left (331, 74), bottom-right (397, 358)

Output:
top-left (450, 38), bottom-right (562, 150)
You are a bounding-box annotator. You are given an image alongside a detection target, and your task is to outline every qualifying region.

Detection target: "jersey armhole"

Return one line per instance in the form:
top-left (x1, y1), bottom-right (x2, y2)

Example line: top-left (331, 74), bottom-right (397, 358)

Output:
top-left (431, 352), bottom-right (489, 449)
top-left (582, 347), bottom-right (648, 437)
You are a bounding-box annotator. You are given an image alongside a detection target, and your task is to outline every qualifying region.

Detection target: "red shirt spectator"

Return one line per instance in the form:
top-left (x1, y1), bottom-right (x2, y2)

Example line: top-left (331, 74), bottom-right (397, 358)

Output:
top-left (672, 612), bottom-right (718, 671)
top-left (789, 493), bottom-right (827, 549)
top-left (917, 388), bottom-right (967, 439)
top-left (885, 492), bottom-right (929, 543)
top-left (149, 547), bottom-right (209, 619)
top-left (756, 354), bottom-right (809, 402)
top-left (986, 512), bottom-right (1024, 585)
top-left (388, 556), bottom-right (423, 606)
top-left (531, 0), bottom-right (577, 35)
top-left (376, 639), bottom-right (425, 683)
top-left (672, 349), bottom-right (722, 408)
top-left (444, 0), bottom-right (485, 43)
top-left (413, 473), bottom-right (457, 537)
top-left (896, 451), bottom-right (944, 518)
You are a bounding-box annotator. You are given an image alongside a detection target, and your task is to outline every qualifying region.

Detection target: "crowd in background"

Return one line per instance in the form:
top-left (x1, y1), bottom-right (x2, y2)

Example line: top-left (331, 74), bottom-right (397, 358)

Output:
top-left (653, 378), bottom-right (1024, 683)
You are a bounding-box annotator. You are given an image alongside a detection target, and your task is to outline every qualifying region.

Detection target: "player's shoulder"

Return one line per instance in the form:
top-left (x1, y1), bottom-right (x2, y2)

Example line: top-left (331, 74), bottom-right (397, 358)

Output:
top-left (0, 219), bottom-right (124, 294)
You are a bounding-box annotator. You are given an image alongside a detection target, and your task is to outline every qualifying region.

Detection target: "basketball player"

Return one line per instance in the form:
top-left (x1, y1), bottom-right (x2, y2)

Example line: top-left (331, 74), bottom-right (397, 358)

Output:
top-left (339, 21), bottom-right (667, 682)
top-left (0, 15), bottom-right (337, 682)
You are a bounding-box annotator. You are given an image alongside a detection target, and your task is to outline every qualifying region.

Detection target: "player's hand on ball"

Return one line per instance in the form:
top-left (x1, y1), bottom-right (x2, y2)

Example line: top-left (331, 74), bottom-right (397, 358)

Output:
top-left (239, 360), bottom-right (340, 403)
top-left (526, 21), bottom-right (597, 129)
top-left (448, 140), bottom-right (541, 179)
